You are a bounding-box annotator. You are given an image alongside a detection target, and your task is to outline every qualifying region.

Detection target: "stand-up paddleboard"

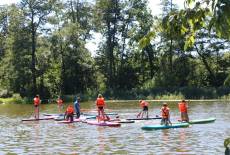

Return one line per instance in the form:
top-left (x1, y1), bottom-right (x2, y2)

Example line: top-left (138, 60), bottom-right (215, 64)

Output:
top-left (86, 120), bottom-right (121, 127)
top-left (188, 117), bottom-right (216, 124)
top-left (141, 123), bottom-right (189, 130)
top-left (43, 113), bottom-right (65, 116)
top-left (57, 118), bottom-right (82, 124)
top-left (127, 117), bottom-right (162, 120)
top-left (109, 119), bottom-right (135, 123)
top-left (22, 116), bottom-right (54, 121)
top-left (83, 112), bottom-right (118, 116)
top-left (54, 115), bottom-right (96, 121)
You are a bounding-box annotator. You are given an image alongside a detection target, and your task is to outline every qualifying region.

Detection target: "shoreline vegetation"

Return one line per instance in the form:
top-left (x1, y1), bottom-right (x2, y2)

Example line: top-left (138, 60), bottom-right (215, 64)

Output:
top-left (0, 1), bottom-right (230, 106)
top-left (0, 93), bottom-right (230, 104)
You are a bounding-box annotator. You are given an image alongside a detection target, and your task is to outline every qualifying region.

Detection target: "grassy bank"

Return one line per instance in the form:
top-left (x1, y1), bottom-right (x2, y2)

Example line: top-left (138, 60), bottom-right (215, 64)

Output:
top-left (0, 94), bottom-right (25, 104)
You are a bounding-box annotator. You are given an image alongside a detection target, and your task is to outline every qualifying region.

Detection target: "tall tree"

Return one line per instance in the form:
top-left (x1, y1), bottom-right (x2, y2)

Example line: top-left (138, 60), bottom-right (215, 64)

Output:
top-left (50, 0), bottom-right (95, 95)
top-left (0, 4), bottom-right (32, 96)
top-left (94, 0), bottom-right (121, 90)
top-left (20, 0), bottom-right (57, 95)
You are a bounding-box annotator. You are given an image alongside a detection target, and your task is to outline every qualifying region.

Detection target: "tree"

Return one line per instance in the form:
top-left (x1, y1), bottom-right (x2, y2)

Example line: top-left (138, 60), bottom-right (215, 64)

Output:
top-left (0, 4), bottom-right (32, 96)
top-left (49, 0), bottom-right (95, 95)
top-left (20, 0), bottom-right (58, 95)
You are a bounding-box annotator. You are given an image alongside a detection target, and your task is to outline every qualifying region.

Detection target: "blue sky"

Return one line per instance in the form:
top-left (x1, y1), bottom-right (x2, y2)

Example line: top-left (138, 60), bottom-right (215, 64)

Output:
top-left (0, 0), bottom-right (184, 15)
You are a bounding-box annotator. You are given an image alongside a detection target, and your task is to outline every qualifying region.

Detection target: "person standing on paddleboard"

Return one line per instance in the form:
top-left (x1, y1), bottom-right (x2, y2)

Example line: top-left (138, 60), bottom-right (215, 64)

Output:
top-left (74, 97), bottom-right (81, 118)
top-left (64, 105), bottom-right (74, 122)
top-left (96, 94), bottom-right (107, 122)
top-left (57, 96), bottom-right (64, 113)
top-left (178, 100), bottom-right (189, 122)
top-left (137, 100), bottom-right (149, 118)
top-left (33, 95), bottom-right (41, 119)
top-left (161, 102), bottom-right (172, 125)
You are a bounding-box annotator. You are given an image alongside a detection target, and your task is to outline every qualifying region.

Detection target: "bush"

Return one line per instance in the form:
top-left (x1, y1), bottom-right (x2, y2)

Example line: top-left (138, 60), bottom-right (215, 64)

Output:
top-left (0, 89), bottom-right (13, 98)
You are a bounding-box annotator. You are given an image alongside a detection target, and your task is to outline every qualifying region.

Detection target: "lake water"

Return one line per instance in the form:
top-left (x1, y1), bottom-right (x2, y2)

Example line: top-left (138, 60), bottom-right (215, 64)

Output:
top-left (0, 101), bottom-right (229, 154)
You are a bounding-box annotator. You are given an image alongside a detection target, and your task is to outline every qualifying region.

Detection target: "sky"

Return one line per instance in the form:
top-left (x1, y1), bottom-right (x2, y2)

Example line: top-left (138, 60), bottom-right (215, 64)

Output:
top-left (0, 0), bottom-right (184, 55)
top-left (0, 0), bottom-right (185, 15)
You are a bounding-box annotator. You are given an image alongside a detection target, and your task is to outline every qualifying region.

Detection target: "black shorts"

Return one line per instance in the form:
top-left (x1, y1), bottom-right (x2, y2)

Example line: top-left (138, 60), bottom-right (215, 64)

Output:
top-left (66, 114), bottom-right (74, 121)
top-left (143, 106), bottom-right (148, 111)
top-left (98, 107), bottom-right (104, 110)
top-left (34, 105), bottom-right (39, 107)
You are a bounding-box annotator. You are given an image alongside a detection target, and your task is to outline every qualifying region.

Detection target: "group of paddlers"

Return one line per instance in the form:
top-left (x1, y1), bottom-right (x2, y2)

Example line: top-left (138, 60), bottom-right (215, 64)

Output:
top-left (33, 94), bottom-right (108, 122)
top-left (136, 99), bottom-right (189, 125)
top-left (33, 94), bottom-right (189, 125)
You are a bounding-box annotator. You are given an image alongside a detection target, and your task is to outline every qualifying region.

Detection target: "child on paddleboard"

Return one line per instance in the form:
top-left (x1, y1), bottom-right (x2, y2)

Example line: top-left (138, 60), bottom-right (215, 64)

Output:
top-left (64, 105), bottom-right (74, 122)
top-left (33, 94), bottom-right (41, 119)
top-left (56, 96), bottom-right (63, 112)
top-left (161, 102), bottom-right (172, 125)
top-left (178, 99), bottom-right (189, 122)
top-left (95, 94), bottom-right (108, 122)
top-left (137, 100), bottom-right (149, 118)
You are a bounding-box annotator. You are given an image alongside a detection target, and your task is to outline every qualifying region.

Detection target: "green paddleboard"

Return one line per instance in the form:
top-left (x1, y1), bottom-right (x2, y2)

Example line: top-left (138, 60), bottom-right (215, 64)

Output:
top-left (141, 123), bottom-right (189, 130)
top-left (189, 117), bottom-right (216, 124)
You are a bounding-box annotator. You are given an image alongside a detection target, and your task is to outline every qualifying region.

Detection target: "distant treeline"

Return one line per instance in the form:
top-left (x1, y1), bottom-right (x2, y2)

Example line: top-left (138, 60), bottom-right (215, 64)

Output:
top-left (0, 0), bottom-right (230, 100)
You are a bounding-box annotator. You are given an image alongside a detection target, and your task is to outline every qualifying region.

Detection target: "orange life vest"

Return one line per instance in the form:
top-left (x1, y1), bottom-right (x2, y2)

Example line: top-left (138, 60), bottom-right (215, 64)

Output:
top-left (33, 97), bottom-right (40, 106)
top-left (66, 106), bottom-right (74, 114)
top-left (96, 97), bottom-right (105, 107)
top-left (161, 107), bottom-right (170, 118)
top-left (57, 99), bottom-right (63, 105)
top-left (178, 102), bottom-right (187, 112)
top-left (140, 101), bottom-right (149, 107)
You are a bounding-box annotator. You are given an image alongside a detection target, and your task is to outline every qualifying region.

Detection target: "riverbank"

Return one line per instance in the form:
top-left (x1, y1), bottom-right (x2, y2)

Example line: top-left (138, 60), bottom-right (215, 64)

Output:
top-left (1, 97), bottom-right (229, 104)
top-left (106, 99), bottom-right (230, 103)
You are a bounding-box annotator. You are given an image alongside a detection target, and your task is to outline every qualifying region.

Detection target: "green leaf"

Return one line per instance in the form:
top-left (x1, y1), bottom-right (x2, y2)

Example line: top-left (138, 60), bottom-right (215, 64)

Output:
top-left (224, 138), bottom-right (230, 148)
top-left (139, 31), bottom-right (155, 49)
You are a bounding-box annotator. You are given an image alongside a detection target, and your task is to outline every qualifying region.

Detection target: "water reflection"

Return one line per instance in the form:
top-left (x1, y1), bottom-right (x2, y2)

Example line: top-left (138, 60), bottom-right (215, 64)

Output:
top-left (0, 101), bottom-right (229, 154)
top-left (97, 127), bottom-right (106, 153)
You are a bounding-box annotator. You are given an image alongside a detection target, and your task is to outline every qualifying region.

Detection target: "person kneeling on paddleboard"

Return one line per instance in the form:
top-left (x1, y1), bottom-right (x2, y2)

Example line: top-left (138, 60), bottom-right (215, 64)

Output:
top-left (161, 103), bottom-right (172, 126)
top-left (137, 100), bottom-right (149, 118)
top-left (96, 94), bottom-right (108, 122)
top-left (64, 105), bottom-right (74, 122)
top-left (178, 99), bottom-right (189, 122)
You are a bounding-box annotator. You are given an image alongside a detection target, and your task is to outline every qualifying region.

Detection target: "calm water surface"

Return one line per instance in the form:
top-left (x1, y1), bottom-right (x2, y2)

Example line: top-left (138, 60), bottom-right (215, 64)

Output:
top-left (0, 101), bottom-right (229, 154)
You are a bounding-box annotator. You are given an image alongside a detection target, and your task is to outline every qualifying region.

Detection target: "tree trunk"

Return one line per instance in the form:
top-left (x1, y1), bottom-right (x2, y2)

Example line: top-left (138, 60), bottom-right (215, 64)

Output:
top-left (145, 45), bottom-right (155, 78)
top-left (107, 21), bottom-right (114, 89)
top-left (70, 0), bottom-right (76, 23)
top-left (31, 14), bottom-right (37, 96)
top-left (195, 44), bottom-right (217, 86)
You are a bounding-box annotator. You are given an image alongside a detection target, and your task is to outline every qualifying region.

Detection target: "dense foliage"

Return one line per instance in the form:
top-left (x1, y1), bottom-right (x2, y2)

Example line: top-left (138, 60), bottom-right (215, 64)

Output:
top-left (0, 0), bottom-right (229, 100)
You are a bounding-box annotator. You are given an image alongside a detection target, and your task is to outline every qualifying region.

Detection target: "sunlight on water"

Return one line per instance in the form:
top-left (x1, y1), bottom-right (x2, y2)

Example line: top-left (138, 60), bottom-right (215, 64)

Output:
top-left (0, 101), bottom-right (229, 154)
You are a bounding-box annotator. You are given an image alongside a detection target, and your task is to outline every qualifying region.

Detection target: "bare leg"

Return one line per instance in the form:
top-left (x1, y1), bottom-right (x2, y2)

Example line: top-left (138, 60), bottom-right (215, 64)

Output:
top-left (141, 111), bottom-right (144, 118)
top-left (137, 111), bottom-right (141, 118)
top-left (101, 108), bottom-right (105, 122)
top-left (97, 108), bottom-right (101, 122)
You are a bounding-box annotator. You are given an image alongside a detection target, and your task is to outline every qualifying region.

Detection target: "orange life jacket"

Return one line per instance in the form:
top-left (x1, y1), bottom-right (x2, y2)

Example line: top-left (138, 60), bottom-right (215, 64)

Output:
top-left (66, 106), bottom-right (74, 114)
top-left (178, 102), bottom-right (187, 112)
top-left (161, 107), bottom-right (170, 118)
top-left (96, 97), bottom-right (105, 107)
top-left (57, 99), bottom-right (63, 105)
top-left (33, 97), bottom-right (40, 106)
top-left (140, 101), bottom-right (149, 107)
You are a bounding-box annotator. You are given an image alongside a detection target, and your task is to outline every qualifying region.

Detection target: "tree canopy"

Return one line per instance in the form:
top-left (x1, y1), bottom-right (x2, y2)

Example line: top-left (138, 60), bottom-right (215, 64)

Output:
top-left (0, 0), bottom-right (229, 100)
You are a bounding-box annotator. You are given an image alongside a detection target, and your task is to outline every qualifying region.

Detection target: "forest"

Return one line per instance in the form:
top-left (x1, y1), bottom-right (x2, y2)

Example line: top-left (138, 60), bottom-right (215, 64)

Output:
top-left (0, 0), bottom-right (230, 101)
